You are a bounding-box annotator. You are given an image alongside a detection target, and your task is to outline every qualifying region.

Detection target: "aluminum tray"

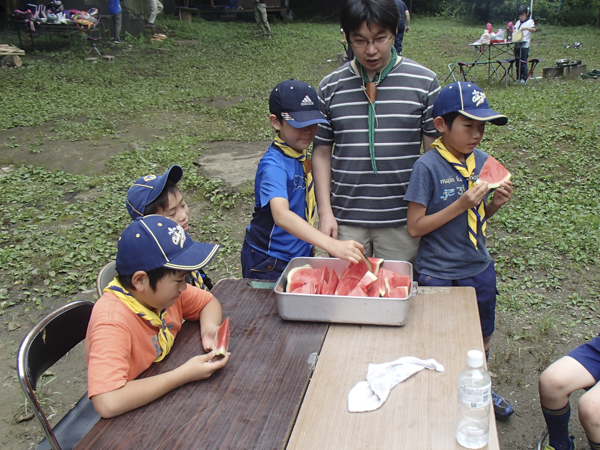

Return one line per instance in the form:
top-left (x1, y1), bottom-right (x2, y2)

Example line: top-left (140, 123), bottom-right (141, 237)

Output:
top-left (274, 257), bottom-right (416, 326)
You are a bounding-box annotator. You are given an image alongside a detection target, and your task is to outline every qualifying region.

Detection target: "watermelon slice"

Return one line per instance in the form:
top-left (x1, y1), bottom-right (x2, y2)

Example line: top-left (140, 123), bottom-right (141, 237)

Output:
top-left (477, 155), bottom-right (511, 189)
top-left (292, 279), bottom-right (317, 294)
top-left (286, 264), bottom-right (316, 292)
top-left (348, 271), bottom-right (378, 296)
top-left (367, 257), bottom-right (384, 275)
top-left (367, 276), bottom-right (386, 297)
top-left (213, 317), bottom-right (230, 356)
top-left (335, 278), bottom-right (357, 296)
top-left (388, 286), bottom-right (409, 299)
top-left (341, 260), bottom-right (370, 283)
top-left (328, 269), bottom-right (339, 293)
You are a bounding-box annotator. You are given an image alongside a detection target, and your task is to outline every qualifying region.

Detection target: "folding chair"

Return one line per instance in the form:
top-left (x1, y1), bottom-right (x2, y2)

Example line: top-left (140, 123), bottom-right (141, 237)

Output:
top-left (536, 427), bottom-right (548, 450)
top-left (17, 301), bottom-right (99, 450)
top-left (445, 61), bottom-right (475, 83)
top-left (96, 261), bottom-right (117, 297)
top-left (85, 35), bottom-right (101, 56)
top-left (496, 58), bottom-right (516, 84)
top-left (524, 57), bottom-right (542, 85)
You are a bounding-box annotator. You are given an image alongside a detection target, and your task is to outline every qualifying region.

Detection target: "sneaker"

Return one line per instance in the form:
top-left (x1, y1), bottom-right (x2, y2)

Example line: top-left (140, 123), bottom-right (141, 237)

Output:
top-left (267, 33), bottom-right (272, 39)
top-left (544, 436), bottom-right (576, 450)
top-left (114, 39), bottom-right (123, 43)
top-left (491, 390), bottom-right (514, 419)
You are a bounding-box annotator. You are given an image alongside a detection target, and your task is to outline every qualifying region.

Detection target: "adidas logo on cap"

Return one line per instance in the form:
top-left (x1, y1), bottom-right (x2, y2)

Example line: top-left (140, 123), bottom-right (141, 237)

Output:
top-left (300, 95), bottom-right (314, 107)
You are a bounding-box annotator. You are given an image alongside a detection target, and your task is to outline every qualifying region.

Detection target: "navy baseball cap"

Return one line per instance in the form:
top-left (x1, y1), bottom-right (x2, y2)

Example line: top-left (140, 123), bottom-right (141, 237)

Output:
top-left (269, 79), bottom-right (329, 129)
top-left (116, 215), bottom-right (220, 276)
top-left (433, 82), bottom-right (508, 126)
top-left (126, 165), bottom-right (183, 219)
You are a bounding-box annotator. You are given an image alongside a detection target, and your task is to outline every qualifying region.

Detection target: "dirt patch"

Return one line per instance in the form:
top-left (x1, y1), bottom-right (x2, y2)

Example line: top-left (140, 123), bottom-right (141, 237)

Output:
top-left (199, 95), bottom-right (246, 110)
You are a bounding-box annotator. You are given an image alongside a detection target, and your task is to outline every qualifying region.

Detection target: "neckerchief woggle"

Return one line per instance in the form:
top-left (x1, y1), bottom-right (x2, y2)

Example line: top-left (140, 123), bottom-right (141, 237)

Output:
top-left (355, 46), bottom-right (398, 174)
top-left (431, 137), bottom-right (486, 249)
top-left (271, 135), bottom-right (316, 226)
top-left (104, 277), bottom-right (175, 362)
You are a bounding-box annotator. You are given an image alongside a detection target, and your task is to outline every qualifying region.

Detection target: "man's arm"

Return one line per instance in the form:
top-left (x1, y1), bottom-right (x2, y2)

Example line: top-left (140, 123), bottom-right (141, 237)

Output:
top-left (423, 134), bottom-right (436, 152)
top-left (311, 144), bottom-right (339, 239)
top-left (270, 197), bottom-right (364, 262)
top-left (91, 352), bottom-right (229, 418)
top-left (405, 10), bottom-right (410, 32)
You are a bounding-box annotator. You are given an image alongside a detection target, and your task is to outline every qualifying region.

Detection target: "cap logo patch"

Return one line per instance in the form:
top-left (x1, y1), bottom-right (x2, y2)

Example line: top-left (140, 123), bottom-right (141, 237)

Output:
top-left (143, 174), bottom-right (157, 182)
top-left (168, 225), bottom-right (187, 248)
top-left (282, 112), bottom-right (294, 121)
top-left (472, 90), bottom-right (486, 107)
top-left (300, 95), bottom-right (314, 107)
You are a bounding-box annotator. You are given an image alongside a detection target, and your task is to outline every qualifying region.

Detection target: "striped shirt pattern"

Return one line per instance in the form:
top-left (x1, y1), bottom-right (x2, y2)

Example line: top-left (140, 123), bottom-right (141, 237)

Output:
top-left (314, 58), bottom-right (440, 227)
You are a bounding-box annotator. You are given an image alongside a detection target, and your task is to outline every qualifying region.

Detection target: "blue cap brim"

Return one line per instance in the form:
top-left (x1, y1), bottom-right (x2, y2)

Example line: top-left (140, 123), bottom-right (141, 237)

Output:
top-left (166, 241), bottom-right (220, 271)
top-left (460, 109), bottom-right (508, 126)
top-left (282, 110), bottom-right (329, 129)
top-left (126, 165), bottom-right (183, 219)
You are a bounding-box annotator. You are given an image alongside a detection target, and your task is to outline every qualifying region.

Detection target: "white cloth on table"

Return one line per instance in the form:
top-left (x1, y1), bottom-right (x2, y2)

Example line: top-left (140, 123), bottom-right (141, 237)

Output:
top-left (348, 356), bottom-right (444, 412)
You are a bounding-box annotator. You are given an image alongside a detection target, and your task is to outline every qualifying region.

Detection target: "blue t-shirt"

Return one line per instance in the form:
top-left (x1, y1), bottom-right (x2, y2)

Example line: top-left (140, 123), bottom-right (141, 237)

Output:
top-left (244, 143), bottom-right (312, 262)
top-left (404, 148), bottom-right (491, 279)
top-left (395, 0), bottom-right (407, 21)
top-left (107, 0), bottom-right (121, 15)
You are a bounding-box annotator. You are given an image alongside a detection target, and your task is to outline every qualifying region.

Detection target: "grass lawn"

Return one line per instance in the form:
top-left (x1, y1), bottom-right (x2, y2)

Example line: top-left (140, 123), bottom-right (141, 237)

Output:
top-left (0, 14), bottom-right (600, 448)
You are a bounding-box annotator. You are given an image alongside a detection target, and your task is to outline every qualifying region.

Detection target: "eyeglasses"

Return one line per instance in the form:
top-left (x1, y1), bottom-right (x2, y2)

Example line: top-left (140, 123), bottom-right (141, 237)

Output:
top-left (350, 35), bottom-right (393, 48)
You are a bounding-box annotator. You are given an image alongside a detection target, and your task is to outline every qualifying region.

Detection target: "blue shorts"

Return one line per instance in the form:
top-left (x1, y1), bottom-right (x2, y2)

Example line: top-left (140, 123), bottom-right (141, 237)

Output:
top-left (241, 238), bottom-right (289, 280)
top-left (568, 336), bottom-right (600, 382)
top-left (417, 261), bottom-right (497, 338)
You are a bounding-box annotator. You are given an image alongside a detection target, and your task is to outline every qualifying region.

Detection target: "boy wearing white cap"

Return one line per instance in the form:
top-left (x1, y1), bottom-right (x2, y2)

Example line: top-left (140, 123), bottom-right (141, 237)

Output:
top-left (241, 79), bottom-right (365, 280)
top-left (86, 215), bottom-right (228, 418)
top-left (405, 81), bottom-right (514, 419)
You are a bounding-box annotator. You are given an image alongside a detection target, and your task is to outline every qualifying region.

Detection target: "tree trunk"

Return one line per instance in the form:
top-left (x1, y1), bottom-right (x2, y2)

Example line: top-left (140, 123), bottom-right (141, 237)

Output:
top-left (597, 7), bottom-right (600, 27)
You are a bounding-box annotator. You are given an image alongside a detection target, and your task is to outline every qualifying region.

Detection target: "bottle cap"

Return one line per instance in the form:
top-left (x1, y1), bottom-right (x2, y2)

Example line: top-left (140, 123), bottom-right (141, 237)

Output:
top-left (467, 350), bottom-right (484, 368)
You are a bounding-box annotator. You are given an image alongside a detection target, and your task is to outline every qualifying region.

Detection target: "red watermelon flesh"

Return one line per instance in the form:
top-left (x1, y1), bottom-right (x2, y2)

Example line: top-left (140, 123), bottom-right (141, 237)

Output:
top-left (388, 286), bottom-right (409, 299)
top-left (348, 284), bottom-right (369, 297)
top-left (321, 280), bottom-right (334, 296)
top-left (341, 260), bottom-right (370, 283)
top-left (286, 264), bottom-right (316, 292)
top-left (368, 257), bottom-right (384, 275)
top-left (213, 317), bottom-right (230, 356)
top-left (348, 271), bottom-right (378, 296)
top-left (335, 278), bottom-right (357, 296)
top-left (328, 269), bottom-right (339, 292)
top-left (477, 155), bottom-right (511, 189)
top-left (367, 276), bottom-right (386, 297)
top-left (313, 266), bottom-right (329, 295)
top-left (292, 279), bottom-right (317, 294)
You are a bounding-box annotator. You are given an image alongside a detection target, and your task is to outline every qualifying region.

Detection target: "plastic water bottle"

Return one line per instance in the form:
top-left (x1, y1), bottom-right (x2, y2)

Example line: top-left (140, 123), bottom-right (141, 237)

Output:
top-left (456, 350), bottom-right (491, 449)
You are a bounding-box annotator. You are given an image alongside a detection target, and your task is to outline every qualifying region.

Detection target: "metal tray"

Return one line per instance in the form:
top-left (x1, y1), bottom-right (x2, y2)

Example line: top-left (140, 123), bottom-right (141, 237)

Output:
top-left (274, 257), bottom-right (416, 326)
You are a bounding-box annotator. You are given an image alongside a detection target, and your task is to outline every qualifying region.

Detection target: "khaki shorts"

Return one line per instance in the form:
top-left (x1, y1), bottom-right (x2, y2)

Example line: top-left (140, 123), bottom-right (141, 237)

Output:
top-left (337, 224), bottom-right (419, 264)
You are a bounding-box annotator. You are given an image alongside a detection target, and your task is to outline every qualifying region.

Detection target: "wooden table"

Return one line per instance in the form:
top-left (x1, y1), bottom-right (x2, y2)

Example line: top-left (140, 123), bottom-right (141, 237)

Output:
top-left (76, 281), bottom-right (499, 449)
top-left (287, 286), bottom-right (500, 450)
top-left (76, 279), bottom-right (328, 449)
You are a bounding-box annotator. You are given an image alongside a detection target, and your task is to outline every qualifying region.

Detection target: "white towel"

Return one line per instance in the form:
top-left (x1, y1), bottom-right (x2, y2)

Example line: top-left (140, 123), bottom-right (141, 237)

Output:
top-left (348, 356), bottom-right (444, 412)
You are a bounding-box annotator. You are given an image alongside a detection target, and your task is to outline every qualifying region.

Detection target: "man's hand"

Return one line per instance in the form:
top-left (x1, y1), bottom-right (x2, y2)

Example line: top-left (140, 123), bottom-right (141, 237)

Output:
top-left (317, 211), bottom-right (339, 239)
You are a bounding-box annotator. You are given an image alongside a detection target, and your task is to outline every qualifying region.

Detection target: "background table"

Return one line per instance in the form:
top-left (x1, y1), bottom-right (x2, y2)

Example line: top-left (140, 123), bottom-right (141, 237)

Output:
top-left (286, 286), bottom-right (500, 450)
top-left (469, 40), bottom-right (524, 85)
top-left (76, 279), bottom-right (327, 449)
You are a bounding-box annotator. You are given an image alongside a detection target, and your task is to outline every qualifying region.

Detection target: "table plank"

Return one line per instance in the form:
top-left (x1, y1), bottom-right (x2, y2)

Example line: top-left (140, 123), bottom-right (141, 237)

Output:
top-left (76, 279), bottom-right (328, 450)
top-left (287, 287), bottom-right (499, 450)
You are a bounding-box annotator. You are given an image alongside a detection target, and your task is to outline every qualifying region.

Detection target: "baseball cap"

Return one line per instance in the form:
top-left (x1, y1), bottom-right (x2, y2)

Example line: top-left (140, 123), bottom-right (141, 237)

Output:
top-left (269, 79), bottom-right (329, 129)
top-left (126, 165), bottom-right (183, 219)
top-left (432, 82), bottom-right (508, 126)
top-left (116, 215), bottom-right (220, 276)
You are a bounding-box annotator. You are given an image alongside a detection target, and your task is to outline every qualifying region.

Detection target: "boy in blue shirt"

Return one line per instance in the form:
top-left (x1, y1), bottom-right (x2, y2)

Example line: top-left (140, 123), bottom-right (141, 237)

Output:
top-left (242, 79), bottom-right (365, 280)
top-left (404, 81), bottom-right (515, 419)
top-left (127, 165), bottom-right (217, 290)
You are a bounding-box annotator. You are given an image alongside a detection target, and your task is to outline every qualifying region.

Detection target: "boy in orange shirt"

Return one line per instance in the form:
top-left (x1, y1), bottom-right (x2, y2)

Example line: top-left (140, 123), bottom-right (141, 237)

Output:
top-left (85, 215), bottom-right (229, 418)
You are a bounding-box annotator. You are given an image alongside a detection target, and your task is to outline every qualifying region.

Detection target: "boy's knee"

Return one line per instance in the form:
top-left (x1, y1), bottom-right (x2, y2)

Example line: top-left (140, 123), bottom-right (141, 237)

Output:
top-left (539, 367), bottom-right (570, 399)
top-left (579, 393), bottom-right (600, 429)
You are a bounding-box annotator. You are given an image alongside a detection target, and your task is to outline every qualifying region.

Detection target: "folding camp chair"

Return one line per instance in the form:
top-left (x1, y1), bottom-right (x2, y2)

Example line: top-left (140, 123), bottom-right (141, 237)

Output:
top-left (496, 58), bottom-right (517, 84)
top-left (524, 57), bottom-right (542, 85)
top-left (445, 61), bottom-right (475, 83)
top-left (96, 261), bottom-right (117, 297)
top-left (17, 301), bottom-right (99, 450)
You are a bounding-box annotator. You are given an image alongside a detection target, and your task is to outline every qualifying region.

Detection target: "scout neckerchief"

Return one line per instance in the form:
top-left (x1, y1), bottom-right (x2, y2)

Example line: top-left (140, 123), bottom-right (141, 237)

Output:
top-left (272, 135), bottom-right (316, 226)
top-left (188, 269), bottom-right (205, 290)
top-left (355, 46), bottom-right (398, 174)
top-left (104, 277), bottom-right (175, 362)
top-left (431, 137), bottom-right (486, 249)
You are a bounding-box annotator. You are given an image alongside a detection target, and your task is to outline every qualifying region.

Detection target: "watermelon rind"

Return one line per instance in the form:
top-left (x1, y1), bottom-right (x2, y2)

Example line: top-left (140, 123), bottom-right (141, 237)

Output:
top-left (476, 155), bottom-right (511, 189)
top-left (285, 264), bottom-right (315, 292)
top-left (213, 317), bottom-right (230, 356)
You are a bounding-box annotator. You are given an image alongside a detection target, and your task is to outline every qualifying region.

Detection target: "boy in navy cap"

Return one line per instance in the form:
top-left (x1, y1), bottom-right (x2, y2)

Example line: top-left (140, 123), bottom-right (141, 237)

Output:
top-left (404, 81), bottom-right (515, 419)
top-left (85, 215), bottom-right (228, 418)
top-left (127, 165), bottom-right (214, 290)
top-left (241, 79), bottom-right (366, 280)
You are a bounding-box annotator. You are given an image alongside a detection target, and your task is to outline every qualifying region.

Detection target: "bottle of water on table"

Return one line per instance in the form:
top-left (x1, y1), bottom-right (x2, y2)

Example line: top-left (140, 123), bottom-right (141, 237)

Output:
top-left (456, 350), bottom-right (491, 449)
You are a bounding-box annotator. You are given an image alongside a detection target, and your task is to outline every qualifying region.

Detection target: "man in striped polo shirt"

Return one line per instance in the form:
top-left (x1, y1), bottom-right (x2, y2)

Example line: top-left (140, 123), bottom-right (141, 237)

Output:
top-left (312, 0), bottom-right (440, 262)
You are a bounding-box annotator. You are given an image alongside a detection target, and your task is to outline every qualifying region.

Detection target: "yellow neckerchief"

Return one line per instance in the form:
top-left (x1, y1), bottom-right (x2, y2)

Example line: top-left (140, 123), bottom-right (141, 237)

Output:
top-left (272, 135), bottom-right (316, 226)
top-left (431, 137), bottom-right (486, 248)
top-left (104, 277), bottom-right (175, 362)
top-left (188, 269), bottom-right (205, 290)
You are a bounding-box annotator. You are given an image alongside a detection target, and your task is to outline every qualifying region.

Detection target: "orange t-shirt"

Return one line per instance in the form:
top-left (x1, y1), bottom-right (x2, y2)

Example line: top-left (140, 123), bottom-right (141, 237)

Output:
top-left (85, 285), bottom-right (213, 398)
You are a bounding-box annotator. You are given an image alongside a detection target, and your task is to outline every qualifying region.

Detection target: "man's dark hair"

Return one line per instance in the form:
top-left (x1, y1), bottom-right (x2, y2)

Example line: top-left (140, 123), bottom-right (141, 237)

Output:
top-left (340, 0), bottom-right (399, 43)
top-left (441, 111), bottom-right (460, 129)
top-left (118, 266), bottom-right (181, 292)
top-left (143, 181), bottom-right (180, 216)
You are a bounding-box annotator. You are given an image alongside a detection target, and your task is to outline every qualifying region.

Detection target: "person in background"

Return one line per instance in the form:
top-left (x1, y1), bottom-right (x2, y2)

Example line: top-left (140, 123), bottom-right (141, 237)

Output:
top-left (147, 0), bottom-right (163, 27)
top-left (107, 0), bottom-right (122, 43)
top-left (394, 0), bottom-right (410, 54)
top-left (514, 5), bottom-right (536, 83)
top-left (254, 0), bottom-right (272, 39)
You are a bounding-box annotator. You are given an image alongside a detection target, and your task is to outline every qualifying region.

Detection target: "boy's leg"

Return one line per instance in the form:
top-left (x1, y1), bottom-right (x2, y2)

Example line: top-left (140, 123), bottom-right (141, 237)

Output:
top-left (254, 4), bottom-right (264, 33)
top-left (148, 0), bottom-right (159, 24)
top-left (520, 47), bottom-right (530, 80)
top-left (540, 355), bottom-right (596, 450)
top-left (241, 238), bottom-right (287, 280)
top-left (114, 12), bottom-right (122, 41)
top-left (579, 383), bottom-right (600, 446)
top-left (371, 226), bottom-right (419, 264)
